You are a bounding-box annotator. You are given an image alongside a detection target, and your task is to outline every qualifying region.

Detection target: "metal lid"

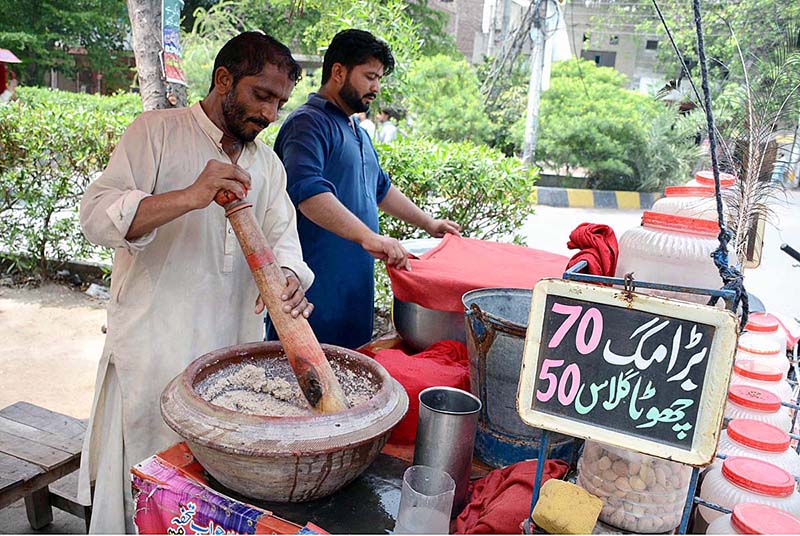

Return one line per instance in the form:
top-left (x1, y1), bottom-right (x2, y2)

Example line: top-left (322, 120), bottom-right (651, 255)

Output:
top-left (727, 385), bottom-right (782, 412)
top-left (731, 503), bottom-right (800, 534)
top-left (733, 360), bottom-right (784, 382)
top-left (721, 457), bottom-right (795, 497)
top-left (695, 170), bottom-right (736, 186)
top-left (726, 419), bottom-right (790, 453)
top-left (745, 312), bottom-right (780, 333)
top-left (641, 211), bottom-right (719, 237)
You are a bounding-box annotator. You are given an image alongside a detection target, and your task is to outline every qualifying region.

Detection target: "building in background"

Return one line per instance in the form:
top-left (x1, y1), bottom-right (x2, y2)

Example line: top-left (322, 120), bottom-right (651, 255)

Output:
top-left (431, 0), bottom-right (668, 93)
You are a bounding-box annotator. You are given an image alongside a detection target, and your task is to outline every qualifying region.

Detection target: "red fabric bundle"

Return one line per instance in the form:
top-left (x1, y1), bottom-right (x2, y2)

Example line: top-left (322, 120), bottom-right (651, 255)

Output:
top-left (374, 340), bottom-right (470, 445)
top-left (566, 222), bottom-right (619, 277)
top-left (388, 234), bottom-right (569, 313)
top-left (454, 459), bottom-right (569, 534)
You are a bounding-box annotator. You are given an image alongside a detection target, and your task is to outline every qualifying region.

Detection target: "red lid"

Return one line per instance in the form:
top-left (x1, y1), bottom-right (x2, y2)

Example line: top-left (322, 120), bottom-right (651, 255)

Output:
top-left (727, 419), bottom-right (791, 453)
top-left (734, 360), bottom-right (784, 383)
top-left (727, 385), bottom-right (782, 412)
top-left (721, 457), bottom-right (795, 497)
top-left (746, 312), bottom-right (780, 333)
top-left (731, 503), bottom-right (800, 534)
top-left (664, 185), bottom-right (716, 197)
top-left (641, 211), bottom-right (720, 237)
top-left (696, 170), bottom-right (736, 187)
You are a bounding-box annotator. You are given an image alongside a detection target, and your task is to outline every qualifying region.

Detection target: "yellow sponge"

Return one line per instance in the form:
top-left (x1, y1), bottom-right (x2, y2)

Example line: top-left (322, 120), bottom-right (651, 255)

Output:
top-left (531, 479), bottom-right (603, 534)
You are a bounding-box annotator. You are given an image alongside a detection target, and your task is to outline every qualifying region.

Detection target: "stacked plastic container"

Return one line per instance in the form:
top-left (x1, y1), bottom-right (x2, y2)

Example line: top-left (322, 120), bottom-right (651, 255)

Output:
top-left (705, 503), bottom-right (800, 534)
top-left (650, 186), bottom-right (722, 221)
top-left (698, 457), bottom-right (800, 525)
top-left (729, 360), bottom-right (794, 405)
top-left (615, 211), bottom-right (722, 304)
top-left (576, 441), bottom-right (691, 533)
top-left (724, 385), bottom-right (793, 432)
top-left (736, 314), bottom-right (791, 375)
top-left (686, 170), bottom-right (736, 188)
top-left (714, 419), bottom-right (800, 476)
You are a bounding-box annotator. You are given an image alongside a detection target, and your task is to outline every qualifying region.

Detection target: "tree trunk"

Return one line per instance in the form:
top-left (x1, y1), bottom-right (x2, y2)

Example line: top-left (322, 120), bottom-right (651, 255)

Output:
top-left (126, 0), bottom-right (188, 111)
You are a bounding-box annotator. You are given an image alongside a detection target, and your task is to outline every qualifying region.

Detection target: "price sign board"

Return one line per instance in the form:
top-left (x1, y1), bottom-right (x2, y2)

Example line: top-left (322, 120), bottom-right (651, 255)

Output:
top-left (517, 279), bottom-right (738, 466)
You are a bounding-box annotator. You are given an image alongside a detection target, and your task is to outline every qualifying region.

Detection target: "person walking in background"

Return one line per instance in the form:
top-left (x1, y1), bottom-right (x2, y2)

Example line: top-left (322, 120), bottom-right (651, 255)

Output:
top-left (375, 107), bottom-right (398, 144)
top-left (271, 29), bottom-right (460, 349)
top-left (354, 111), bottom-right (376, 139)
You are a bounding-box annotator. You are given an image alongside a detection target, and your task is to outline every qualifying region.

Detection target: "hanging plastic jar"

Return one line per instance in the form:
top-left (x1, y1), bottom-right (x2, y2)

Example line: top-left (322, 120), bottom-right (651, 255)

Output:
top-left (724, 385), bottom-right (793, 433)
top-left (705, 503), bottom-right (800, 534)
top-left (698, 457), bottom-right (800, 525)
top-left (576, 441), bottom-right (691, 533)
top-left (615, 212), bottom-right (723, 304)
top-left (714, 419), bottom-right (800, 476)
top-left (650, 186), bottom-right (723, 222)
top-left (686, 169), bottom-right (736, 188)
top-left (729, 360), bottom-right (794, 405)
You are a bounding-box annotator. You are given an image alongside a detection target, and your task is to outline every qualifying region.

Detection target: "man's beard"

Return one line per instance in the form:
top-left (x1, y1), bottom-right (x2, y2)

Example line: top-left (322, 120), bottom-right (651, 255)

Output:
top-left (222, 89), bottom-right (268, 143)
top-left (340, 77), bottom-right (375, 114)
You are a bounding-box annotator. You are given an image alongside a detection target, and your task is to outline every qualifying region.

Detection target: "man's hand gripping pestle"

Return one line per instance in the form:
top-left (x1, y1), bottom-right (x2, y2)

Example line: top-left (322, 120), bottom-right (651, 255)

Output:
top-left (216, 191), bottom-right (349, 413)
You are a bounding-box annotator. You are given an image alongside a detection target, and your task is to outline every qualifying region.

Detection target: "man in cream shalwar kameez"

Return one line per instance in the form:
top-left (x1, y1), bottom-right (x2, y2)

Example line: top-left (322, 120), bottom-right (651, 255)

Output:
top-left (77, 33), bottom-right (313, 533)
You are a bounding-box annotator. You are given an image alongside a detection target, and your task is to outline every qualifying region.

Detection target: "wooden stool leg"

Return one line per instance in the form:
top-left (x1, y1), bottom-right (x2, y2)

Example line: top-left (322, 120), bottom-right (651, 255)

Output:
top-left (24, 487), bottom-right (53, 529)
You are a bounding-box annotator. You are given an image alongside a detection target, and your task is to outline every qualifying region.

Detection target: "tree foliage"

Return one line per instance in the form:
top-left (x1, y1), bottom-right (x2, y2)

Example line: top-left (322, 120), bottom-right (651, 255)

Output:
top-left (0, 88), bottom-right (138, 277)
top-left (402, 55), bottom-right (491, 144)
top-left (0, 0), bottom-right (130, 87)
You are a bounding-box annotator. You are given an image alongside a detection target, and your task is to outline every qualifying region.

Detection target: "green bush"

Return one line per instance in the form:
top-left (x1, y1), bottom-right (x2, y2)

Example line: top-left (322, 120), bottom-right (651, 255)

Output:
top-left (402, 55), bottom-right (492, 144)
top-left (374, 137), bottom-right (538, 318)
top-left (536, 59), bottom-right (661, 190)
top-left (0, 89), bottom-right (138, 277)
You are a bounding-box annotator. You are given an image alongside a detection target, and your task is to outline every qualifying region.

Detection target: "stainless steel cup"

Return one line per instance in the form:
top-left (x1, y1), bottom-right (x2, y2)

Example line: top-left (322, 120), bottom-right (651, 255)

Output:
top-left (413, 386), bottom-right (482, 514)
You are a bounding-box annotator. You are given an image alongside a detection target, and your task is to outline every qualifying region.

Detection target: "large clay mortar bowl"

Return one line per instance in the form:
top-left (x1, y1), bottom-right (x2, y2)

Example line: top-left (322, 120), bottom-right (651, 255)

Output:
top-left (161, 341), bottom-right (408, 502)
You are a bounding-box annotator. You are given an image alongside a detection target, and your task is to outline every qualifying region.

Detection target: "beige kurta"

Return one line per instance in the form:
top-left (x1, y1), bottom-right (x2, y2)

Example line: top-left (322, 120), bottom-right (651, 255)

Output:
top-left (77, 103), bottom-right (313, 533)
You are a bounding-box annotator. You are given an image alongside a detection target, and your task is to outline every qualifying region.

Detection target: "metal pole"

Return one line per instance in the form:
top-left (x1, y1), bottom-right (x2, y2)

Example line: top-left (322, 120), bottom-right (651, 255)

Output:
top-left (522, 0), bottom-right (547, 165)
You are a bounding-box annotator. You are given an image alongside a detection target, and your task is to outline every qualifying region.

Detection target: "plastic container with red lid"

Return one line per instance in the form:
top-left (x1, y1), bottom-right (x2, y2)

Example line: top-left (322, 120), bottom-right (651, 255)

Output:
top-left (738, 313), bottom-right (790, 374)
top-left (698, 456), bottom-right (800, 523)
top-left (715, 419), bottom-right (800, 476)
top-left (651, 186), bottom-right (723, 222)
top-left (706, 503), bottom-right (800, 534)
top-left (724, 385), bottom-right (792, 432)
top-left (615, 212), bottom-right (723, 304)
top-left (730, 360), bottom-right (794, 404)
top-left (687, 169), bottom-right (737, 188)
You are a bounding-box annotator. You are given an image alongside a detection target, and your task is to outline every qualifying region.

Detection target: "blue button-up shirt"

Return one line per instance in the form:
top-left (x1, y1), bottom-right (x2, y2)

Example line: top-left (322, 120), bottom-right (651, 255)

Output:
top-left (270, 93), bottom-right (391, 348)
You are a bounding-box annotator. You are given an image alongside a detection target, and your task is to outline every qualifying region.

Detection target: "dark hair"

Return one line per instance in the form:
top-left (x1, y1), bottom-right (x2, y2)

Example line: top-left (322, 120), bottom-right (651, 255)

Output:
top-left (321, 29), bottom-right (395, 84)
top-left (209, 31), bottom-right (301, 92)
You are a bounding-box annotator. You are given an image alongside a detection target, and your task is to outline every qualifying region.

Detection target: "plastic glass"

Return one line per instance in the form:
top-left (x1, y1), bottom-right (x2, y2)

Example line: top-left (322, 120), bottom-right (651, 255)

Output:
top-left (394, 465), bottom-right (455, 534)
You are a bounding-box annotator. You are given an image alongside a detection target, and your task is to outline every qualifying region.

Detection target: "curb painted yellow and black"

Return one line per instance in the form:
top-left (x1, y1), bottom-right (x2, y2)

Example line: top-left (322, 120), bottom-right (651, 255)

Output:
top-left (531, 186), bottom-right (662, 209)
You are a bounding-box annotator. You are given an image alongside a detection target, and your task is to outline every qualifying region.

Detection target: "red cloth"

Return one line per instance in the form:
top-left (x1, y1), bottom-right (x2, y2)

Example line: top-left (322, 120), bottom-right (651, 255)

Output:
top-left (454, 459), bottom-right (569, 534)
top-left (374, 340), bottom-right (470, 445)
top-left (566, 223), bottom-right (619, 277)
top-left (388, 234), bottom-right (569, 313)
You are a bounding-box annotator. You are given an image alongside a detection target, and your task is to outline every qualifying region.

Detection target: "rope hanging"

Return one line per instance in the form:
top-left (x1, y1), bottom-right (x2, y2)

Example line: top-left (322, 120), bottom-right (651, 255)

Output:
top-left (690, 0), bottom-right (748, 329)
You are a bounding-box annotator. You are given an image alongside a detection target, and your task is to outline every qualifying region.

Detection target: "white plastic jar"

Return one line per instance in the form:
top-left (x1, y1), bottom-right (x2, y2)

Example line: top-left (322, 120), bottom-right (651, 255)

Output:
top-left (651, 186), bottom-right (722, 221)
top-left (715, 419), bottom-right (800, 476)
top-left (698, 457), bottom-right (800, 524)
top-left (730, 360), bottom-right (794, 404)
top-left (615, 211), bottom-right (723, 304)
top-left (705, 503), bottom-right (800, 534)
top-left (577, 441), bottom-right (690, 533)
top-left (724, 385), bottom-right (792, 433)
top-left (686, 169), bottom-right (736, 188)
top-left (738, 314), bottom-right (790, 375)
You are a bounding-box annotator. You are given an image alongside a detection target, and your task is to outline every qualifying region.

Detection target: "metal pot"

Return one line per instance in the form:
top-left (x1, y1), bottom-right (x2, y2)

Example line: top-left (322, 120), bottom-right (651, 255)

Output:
top-left (392, 298), bottom-right (466, 352)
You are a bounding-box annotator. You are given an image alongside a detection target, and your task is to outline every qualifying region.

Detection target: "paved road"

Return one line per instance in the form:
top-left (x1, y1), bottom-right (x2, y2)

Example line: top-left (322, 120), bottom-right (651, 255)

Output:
top-left (521, 189), bottom-right (800, 320)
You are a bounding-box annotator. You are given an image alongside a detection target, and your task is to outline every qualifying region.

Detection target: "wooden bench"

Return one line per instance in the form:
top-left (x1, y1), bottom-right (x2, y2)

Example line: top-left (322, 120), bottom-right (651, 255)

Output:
top-left (0, 401), bottom-right (91, 531)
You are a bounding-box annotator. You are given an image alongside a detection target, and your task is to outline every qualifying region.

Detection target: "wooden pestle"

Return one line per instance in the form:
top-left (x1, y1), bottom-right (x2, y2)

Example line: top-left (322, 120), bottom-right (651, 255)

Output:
top-left (219, 195), bottom-right (349, 413)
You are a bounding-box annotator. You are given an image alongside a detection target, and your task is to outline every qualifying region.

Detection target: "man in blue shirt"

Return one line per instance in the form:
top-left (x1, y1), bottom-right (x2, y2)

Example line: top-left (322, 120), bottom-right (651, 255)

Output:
top-left (272, 29), bottom-right (460, 348)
